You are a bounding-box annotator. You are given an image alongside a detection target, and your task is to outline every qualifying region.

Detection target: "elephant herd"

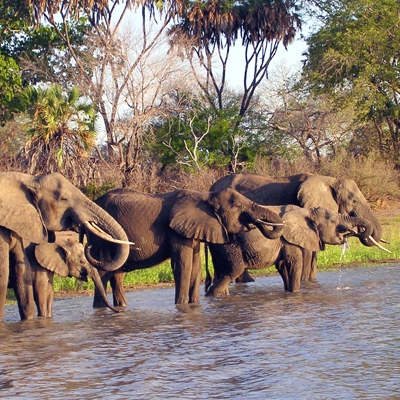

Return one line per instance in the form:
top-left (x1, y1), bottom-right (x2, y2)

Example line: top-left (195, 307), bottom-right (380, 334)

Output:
top-left (0, 171), bottom-right (389, 322)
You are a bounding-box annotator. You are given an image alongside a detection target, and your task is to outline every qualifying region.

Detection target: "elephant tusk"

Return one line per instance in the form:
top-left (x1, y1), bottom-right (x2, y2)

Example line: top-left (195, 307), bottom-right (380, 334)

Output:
top-left (82, 221), bottom-right (135, 246)
top-left (368, 235), bottom-right (392, 253)
top-left (380, 238), bottom-right (390, 244)
top-left (345, 228), bottom-right (358, 237)
top-left (255, 219), bottom-right (284, 227)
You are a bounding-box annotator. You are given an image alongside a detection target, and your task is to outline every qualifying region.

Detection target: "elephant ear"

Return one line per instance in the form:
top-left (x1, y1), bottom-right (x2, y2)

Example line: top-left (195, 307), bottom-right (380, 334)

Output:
top-left (282, 208), bottom-right (320, 252)
top-left (0, 175), bottom-right (47, 243)
top-left (169, 191), bottom-right (229, 244)
top-left (34, 242), bottom-right (70, 277)
top-left (297, 175), bottom-right (339, 212)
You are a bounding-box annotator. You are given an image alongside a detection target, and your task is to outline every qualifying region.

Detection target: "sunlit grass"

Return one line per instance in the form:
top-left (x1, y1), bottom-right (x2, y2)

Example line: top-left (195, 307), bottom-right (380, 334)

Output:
top-left (7, 215), bottom-right (400, 299)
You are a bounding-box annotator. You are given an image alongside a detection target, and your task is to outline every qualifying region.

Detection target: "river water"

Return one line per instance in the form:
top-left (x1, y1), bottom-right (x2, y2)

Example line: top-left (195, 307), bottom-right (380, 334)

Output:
top-left (1, 264), bottom-right (400, 399)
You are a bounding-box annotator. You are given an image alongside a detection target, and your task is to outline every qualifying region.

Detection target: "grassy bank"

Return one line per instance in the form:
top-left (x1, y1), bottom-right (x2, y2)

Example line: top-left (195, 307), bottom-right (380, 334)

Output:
top-left (6, 214), bottom-right (400, 301)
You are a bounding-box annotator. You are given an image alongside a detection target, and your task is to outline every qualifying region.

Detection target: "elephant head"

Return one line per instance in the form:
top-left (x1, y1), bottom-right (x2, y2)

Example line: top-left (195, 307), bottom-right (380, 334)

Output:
top-left (282, 206), bottom-right (374, 251)
top-left (297, 175), bottom-right (382, 247)
top-left (0, 172), bottom-right (130, 271)
top-left (34, 241), bottom-right (120, 313)
top-left (169, 188), bottom-right (284, 243)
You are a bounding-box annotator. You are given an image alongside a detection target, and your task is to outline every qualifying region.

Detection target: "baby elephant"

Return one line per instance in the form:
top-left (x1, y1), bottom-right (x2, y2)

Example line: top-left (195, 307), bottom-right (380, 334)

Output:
top-left (24, 240), bottom-right (119, 317)
top-left (206, 205), bottom-right (373, 296)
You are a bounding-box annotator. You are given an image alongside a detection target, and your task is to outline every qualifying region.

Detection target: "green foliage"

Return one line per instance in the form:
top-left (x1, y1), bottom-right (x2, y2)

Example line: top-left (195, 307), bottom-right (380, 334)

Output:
top-left (0, 1), bottom-right (90, 124)
top-left (84, 181), bottom-right (116, 201)
top-left (0, 55), bottom-right (22, 124)
top-left (149, 91), bottom-right (299, 171)
top-left (304, 0), bottom-right (400, 162)
top-left (18, 84), bottom-right (96, 174)
top-left (150, 96), bottom-right (249, 170)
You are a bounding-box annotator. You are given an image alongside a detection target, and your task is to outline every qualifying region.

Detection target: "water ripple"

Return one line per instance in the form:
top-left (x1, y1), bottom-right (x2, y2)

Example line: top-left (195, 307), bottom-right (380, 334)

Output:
top-left (1, 265), bottom-right (400, 399)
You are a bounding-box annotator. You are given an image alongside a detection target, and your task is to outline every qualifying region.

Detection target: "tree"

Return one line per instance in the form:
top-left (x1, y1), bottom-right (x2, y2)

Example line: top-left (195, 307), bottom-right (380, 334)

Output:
top-left (163, 0), bottom-right (302, 169)
top-left (18, 84), bottom-right (96, 182)
top-left (0, 0), bottom-right (92, 125)
top-left (150, 89), bottom-right (268, 172)
top-left (0, 0), bottom-right (29, 124)
top-left (259, 63), bottom-right (356, 164)
top-left (304, 0), bottom-right (400, 163)
top-left (168, 0), bottom-right (301, 115)
top-left (0, 55), bottom-right (22, 124)
top-left (26, 0), bottom-right (304, 173)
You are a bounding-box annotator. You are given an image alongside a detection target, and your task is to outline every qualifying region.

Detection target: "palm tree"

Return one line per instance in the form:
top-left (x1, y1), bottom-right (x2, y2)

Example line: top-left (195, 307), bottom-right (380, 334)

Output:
top-left (20, 84), bottom-right (96, 179)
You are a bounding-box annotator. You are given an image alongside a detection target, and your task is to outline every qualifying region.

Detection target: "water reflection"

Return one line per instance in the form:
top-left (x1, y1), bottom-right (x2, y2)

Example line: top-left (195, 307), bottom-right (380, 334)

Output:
top-left (1, 265), bottom-right (400, 399)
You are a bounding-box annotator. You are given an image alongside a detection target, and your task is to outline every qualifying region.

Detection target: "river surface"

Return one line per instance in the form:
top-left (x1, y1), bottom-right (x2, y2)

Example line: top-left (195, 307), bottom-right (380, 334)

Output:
top-left (1, 264), bottom-right (400, 399)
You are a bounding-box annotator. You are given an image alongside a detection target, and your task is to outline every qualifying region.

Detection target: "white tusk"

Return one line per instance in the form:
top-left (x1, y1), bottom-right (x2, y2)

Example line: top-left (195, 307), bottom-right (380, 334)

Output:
top-left (368, 235), bottom-right (392, 253)
top-left (380, 238), bottom-right (390, 244)
top-left (256, 219), bottom-right (284, 226)
top-left (83, 221), bottom-right (135, 246)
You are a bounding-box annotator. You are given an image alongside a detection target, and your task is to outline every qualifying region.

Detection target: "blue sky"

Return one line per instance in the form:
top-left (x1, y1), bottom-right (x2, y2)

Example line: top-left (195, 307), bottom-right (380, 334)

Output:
top-left (225, 34), bottom-right (308, 89)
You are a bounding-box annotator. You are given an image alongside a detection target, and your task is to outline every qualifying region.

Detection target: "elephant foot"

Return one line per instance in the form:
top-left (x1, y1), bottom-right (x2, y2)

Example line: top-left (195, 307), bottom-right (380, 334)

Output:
top-left (235, 269), bottom-right (255, 283)
top-left (205, 285), bottom-right (230, 298)
top-left (113, 298), bottom-right (128, 307)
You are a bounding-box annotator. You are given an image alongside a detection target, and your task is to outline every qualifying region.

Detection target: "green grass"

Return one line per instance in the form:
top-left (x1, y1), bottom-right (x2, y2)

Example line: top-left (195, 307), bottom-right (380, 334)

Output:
top-left (7, 215), bottom-right (400, 299)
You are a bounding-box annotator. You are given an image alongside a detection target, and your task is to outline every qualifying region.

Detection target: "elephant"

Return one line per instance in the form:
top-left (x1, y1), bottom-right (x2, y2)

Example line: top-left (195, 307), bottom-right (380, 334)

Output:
top-left (0, 171), bottom-right (131, 321)
top-left (20, 240), bottom-right (120, 317)
top-left (209, 172), bottom-right (386, 284)
top-left (205, 205), bottom-right (375, 296)
top-left (83, 187), bottom-right (284, 307)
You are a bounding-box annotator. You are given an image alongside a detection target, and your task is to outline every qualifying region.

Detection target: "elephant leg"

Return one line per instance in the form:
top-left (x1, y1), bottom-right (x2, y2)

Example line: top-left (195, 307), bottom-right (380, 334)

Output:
top-left (283, 244), bottom-right (303, 292)
top-left (9, 236), bottom-right (36, 320)
top-left (0, 231), bottom-right (10, 321)
top-left (309, 252), bottom-right (318, 281)
top-left (25, 243), bottom-right (53, 317)
top-left (110, 271), bottom-right (127, 307)
top-left (188, 242), bottom-right (201, 304)
top-left (32, 268), bottom-right (54, 317)
top-left (301, 249), bottom-right (312, 281)
top-left (171, 237), bottom-right (195, 304)
top-left (276, 259), bottom-right (289, 291)
top-left (93, 270), bottom-right (113, 308)
top-left (235, 268), bottom-right (255, 283)
top-left (207, 242), bottom-right (244, 297)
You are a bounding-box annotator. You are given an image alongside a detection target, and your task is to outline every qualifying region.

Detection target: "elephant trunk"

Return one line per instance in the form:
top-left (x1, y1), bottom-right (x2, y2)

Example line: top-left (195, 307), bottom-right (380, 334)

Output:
top-left (360, 213), bottom-right (382, 247)
top-left (86, 266), bottom-right (121, 314)
top-left (342, 214), bottom-right (391, 252)
top-left (249, 203), bottom-right (284, 240)
top-left (82, 198), bottom-right (130, 272)
top-left (341, 215), bottom-right (373, 240)
top-left (345, 207), bottom-right (382, 247)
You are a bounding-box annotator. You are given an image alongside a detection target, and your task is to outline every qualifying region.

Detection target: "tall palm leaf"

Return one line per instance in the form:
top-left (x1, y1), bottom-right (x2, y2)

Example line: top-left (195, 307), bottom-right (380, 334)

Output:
top-left (21, 84), bottom-right (96, 176)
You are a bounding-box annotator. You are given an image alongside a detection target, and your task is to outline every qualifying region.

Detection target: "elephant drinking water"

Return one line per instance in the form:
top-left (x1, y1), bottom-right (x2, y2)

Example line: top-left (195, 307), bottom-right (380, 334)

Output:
top-left (83, 187), bottom-right (284, 307)
top-left (0, 172), bottom-right (131, 321)
top-left (206, 205), bottom-right (376, 296)
top-left (209, 172), bottom-right (386, 284)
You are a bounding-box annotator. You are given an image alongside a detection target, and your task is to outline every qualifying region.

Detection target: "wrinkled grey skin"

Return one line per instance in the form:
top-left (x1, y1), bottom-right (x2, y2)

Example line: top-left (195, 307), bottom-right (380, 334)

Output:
top-left (0, 172), bottom-right (130, 321)
top-left (18, 240), bottom-right (120, 317)
top-left (206, 205), bottom-right (373, 296)
top-left (210, 172), bottom-right (382, 283)
top-left (85, 187), bottom-right (283, 307)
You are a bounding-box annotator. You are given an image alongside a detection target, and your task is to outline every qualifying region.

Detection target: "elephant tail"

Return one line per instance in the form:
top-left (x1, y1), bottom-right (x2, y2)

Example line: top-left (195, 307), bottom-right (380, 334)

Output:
top-left (204, 243), bottom-right (213, 293)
